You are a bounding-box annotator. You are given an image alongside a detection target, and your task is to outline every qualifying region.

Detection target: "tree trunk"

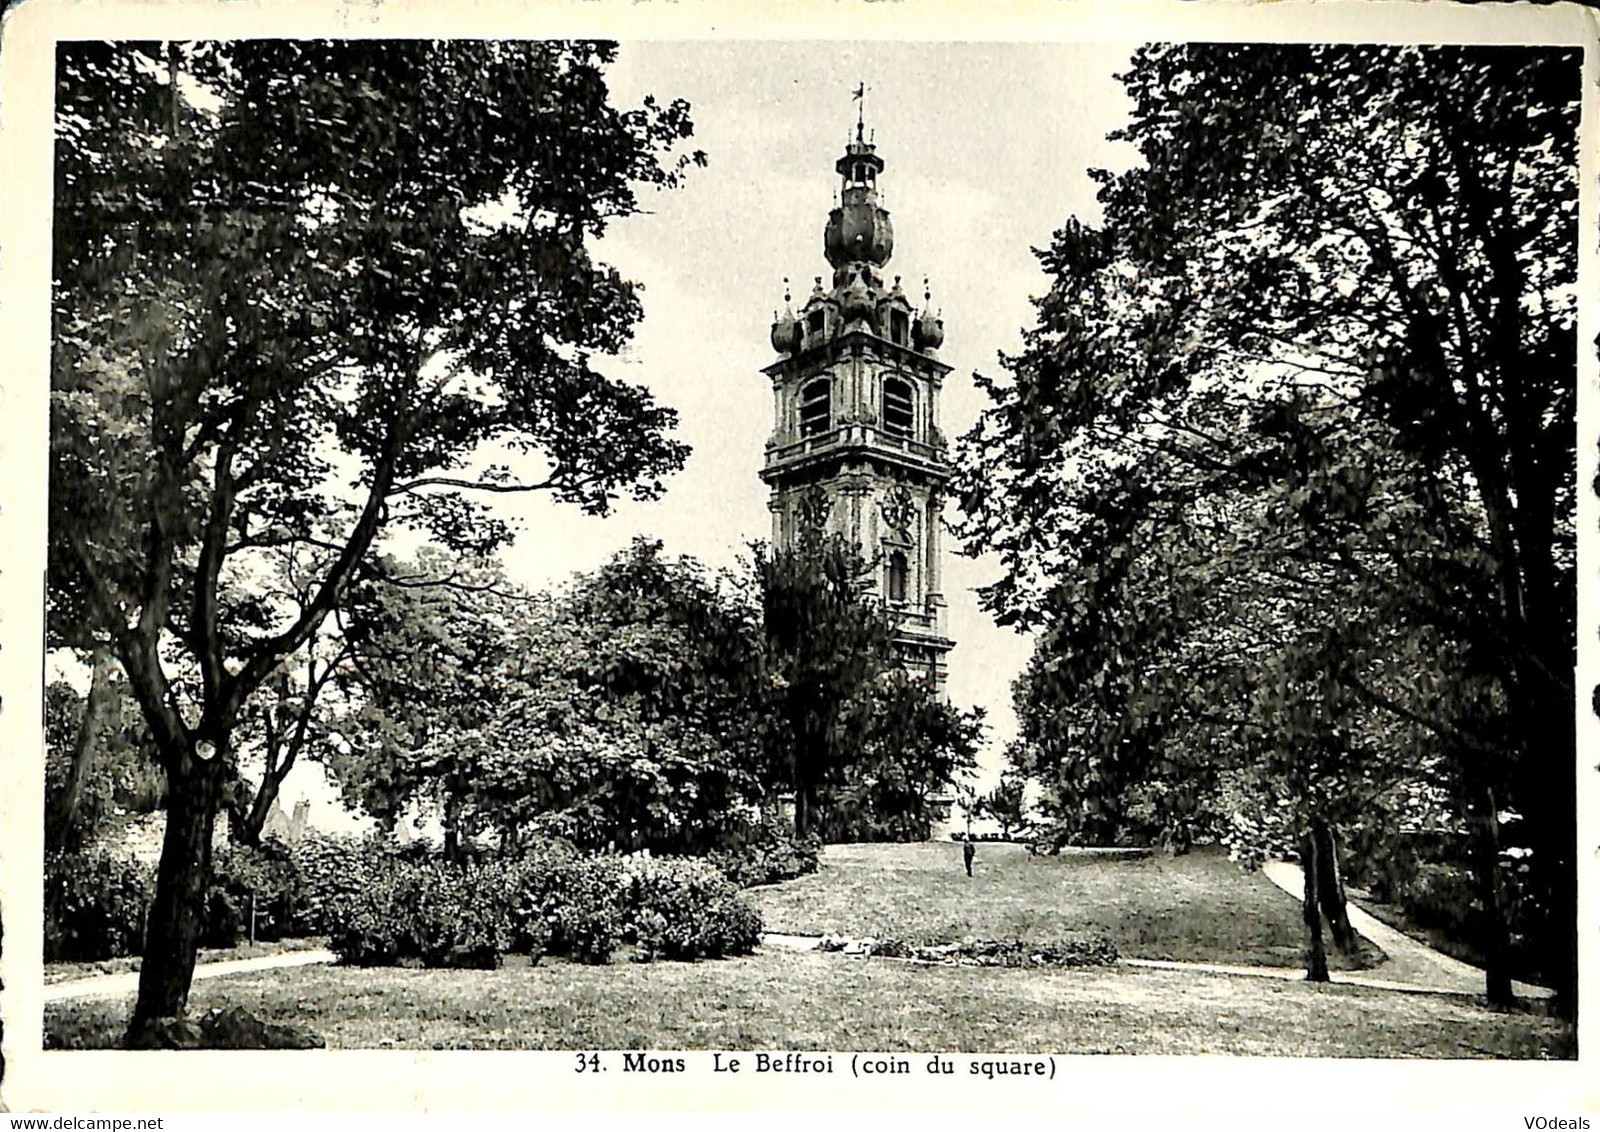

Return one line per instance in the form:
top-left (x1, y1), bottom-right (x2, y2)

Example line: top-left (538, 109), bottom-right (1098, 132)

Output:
top-left (127, 751), bottom-right (224, 1043)
top-left (1312, 819), bottom-right (1359, 955)
top-left (794, 786), bottom-right (813, 840)
top-left (46, 645), bottom-right (118, 851)
top-left (1300, 832), bottom-right (1330, 983)
top-left (231, 766), bottom-right (287, 849)
top-left (223, 771), bottom-right (270, 849)
top-left (1521, 678), bottom-right (1576, 1018)
top-left (443, 787), bottom-right (463, 862)
top-left (1470, 785), bottom-right (1516, 1008)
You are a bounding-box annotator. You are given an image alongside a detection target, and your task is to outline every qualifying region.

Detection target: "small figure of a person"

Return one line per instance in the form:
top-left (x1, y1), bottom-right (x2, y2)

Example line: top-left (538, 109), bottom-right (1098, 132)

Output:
top-left (963, 837), bottom-right (976, 878)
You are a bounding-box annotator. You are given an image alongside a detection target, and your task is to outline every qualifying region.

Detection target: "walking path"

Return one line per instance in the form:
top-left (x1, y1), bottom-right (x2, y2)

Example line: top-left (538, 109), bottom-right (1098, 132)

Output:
top-left (1262, 861), bottom-right (1549, 998)
top-left (762, 932), bottom-right (824, 951)
top-left (45, 948), bottom-right (337, 1003)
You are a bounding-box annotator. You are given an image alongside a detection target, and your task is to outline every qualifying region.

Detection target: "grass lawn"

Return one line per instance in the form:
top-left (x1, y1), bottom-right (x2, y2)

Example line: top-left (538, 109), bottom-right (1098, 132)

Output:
top-left (45, 949), bottom-right (1572, 1058)
top-left (754, 842), bottom-right (1372, 970)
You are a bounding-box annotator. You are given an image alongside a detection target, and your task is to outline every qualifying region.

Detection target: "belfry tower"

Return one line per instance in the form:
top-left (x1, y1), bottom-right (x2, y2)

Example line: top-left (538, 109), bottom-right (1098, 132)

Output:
top-left (761, 110), bottom-right (955, 688)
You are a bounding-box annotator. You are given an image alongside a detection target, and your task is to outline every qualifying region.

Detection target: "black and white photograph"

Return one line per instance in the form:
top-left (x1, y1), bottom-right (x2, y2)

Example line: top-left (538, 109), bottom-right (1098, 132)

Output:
top-left (0, 0), bottom-right (1595, 1115)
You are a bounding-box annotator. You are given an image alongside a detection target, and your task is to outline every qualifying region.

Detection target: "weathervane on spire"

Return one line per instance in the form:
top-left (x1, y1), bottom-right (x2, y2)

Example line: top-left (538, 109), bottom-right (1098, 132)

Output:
top-left (853, 81), bottom-right (869, 140)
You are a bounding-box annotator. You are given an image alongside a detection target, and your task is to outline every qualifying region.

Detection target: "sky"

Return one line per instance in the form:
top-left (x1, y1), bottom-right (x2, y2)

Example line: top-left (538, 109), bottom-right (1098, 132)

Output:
top-left (474, 41), bottom-right (1143, 790)
top-left (38, 40), bottom-right (1146, 833)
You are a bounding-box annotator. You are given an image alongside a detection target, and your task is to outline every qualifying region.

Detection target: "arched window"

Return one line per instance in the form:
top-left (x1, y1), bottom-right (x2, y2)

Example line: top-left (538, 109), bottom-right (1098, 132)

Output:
top-left (890, 310), bottom-right (910, 345)
top-left (886, 551), bottom-right (909, 603)
top-left (799, 379), bottom-right (831, 438)
top-left (883, 377), bottom-right (914, 438)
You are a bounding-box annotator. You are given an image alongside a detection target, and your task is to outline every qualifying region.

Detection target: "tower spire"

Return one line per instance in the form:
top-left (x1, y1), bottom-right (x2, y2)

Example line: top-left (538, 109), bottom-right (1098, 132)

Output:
top-left (760, 97), bottom-right (954, 691)
top-left (825, 99), bottom-right (891, 271)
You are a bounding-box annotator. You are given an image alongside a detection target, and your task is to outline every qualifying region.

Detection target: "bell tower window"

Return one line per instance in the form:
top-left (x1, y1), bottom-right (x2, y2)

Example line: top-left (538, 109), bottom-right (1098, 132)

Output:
top-left (883, 377), bottom-right (914, 438)
top-left (890, 310), bottom-right (909, 345)
top-left (800, 378), bottom-right (832, 438)
top-left (887, 551), bottom-right (909, 603)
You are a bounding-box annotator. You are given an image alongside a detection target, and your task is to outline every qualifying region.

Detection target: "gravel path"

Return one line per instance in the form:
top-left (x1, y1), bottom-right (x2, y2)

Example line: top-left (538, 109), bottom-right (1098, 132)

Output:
top-left (1259, 860), bottom-right (1551, 999)
top-left (45, 948), bottom-right (338, 1003)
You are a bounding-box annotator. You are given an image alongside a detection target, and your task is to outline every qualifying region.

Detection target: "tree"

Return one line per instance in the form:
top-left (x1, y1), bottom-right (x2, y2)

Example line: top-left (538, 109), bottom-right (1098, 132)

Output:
top-left (322, 549), bottom-right (531, 858)
top-left (222, 630), bottom-right (349, 848)
top-left (44, 652), bottom-right (119, 852)
top-left (1002, 419), bottom-right (1486, 973)
top-left (952, 782), bottom-right (982, 841)
top-left (955, 44), bottom-right (1577, 1005)
top-left (51, 40), bottom-right (701, 1037)
top-left (466, 539), bottom-right (768, 854)
top-left (757, 533), bottom-right (898, 838)
top-left (821, 670), bottom-right (983, 843)
top-left (981, 772), bottom-right (1029, 841)
top-left (325, 539), bottom-right (771, 856)
top-left (214, 550), bottom-right (365, 848)
top-left (45, 668), bottom-right (166, 852)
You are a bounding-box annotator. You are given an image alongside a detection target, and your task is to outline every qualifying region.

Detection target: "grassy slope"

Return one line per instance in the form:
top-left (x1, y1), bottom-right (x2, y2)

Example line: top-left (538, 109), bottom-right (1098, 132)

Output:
top-left (46, 951), bottom-right (1572, 1057)
top-left (753, 842), bottom-right (1370, 970)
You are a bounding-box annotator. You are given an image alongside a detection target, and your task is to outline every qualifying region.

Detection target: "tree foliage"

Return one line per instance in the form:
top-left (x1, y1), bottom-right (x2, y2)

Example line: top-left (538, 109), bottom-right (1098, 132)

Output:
top-left (756, 533), bottom-right (897, 838)
top-left (464, 539), bottom-right (767, 854)
top-left (324, 540), bottom-right (768, 856)
top-left (757, 532), bottom-right (982, 841)
top-left (50, 39), bottom-right (701, 1034)
top-left (822, 670), bottom-right (983, 843)
top-left (329, 535), bottom-right (978, 852)
top-left (980, 772), bottom-right (1030, 840)
top-left (322, 548), bottom-right (532, 855)
top-left (954, 44), bottom-right (1577, 1001)
top-left (45, 664), bottom-right (167, 852)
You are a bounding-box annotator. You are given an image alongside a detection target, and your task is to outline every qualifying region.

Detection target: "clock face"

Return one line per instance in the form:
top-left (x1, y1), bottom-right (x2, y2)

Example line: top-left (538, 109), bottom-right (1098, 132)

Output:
top-left (881, 485), bottom-right (915, 533)
top-left (798, 485), bottom-right (832, 530)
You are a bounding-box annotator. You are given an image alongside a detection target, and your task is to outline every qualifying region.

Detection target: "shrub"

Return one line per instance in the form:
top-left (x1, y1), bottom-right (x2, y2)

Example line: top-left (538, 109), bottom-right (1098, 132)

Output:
top-left (45, 849), bottom-right (154, 961)
top-left (327, 856), bottom-right (511, 969)
top-left (285, 832), bottom-right (442, 936)
top-left (705, 821), bottom-right (820, 888)
top-left (1402, 862), bottom-right (1482, 938)
top-left (623, 855), bottom-right (763, 961)
top-left (290, 833), bottom-right (372, 935)
top-left (325, 843), bottom-right (765, 969)
top-left (503, 849), bottom-right (766, 964)
top-left (969, 934), bottom-right (1119, 968)
top-left (821, 933), bottom-right (1117, 967)
top-left (205, 833), bottom-right (409, 945)
top-left (502, 850), bottom-right (626, 965)
top-left (204, 840), bottom-right (309, 947)
top-left (551, 861), bottom-right (627, 964)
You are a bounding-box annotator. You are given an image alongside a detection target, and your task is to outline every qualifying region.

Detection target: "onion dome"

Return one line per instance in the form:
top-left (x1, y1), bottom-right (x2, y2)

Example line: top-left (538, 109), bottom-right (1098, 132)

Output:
top-left (770, 280), bottom-right (800, 353)
top-left (914, 282), bottom-right (944, 351)
top-left (825, 200), bottom-right (895, 268)
top-left (771, 308), bottom-right (799, 354)
top-left (823, 131), bottom-right (895, 268)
